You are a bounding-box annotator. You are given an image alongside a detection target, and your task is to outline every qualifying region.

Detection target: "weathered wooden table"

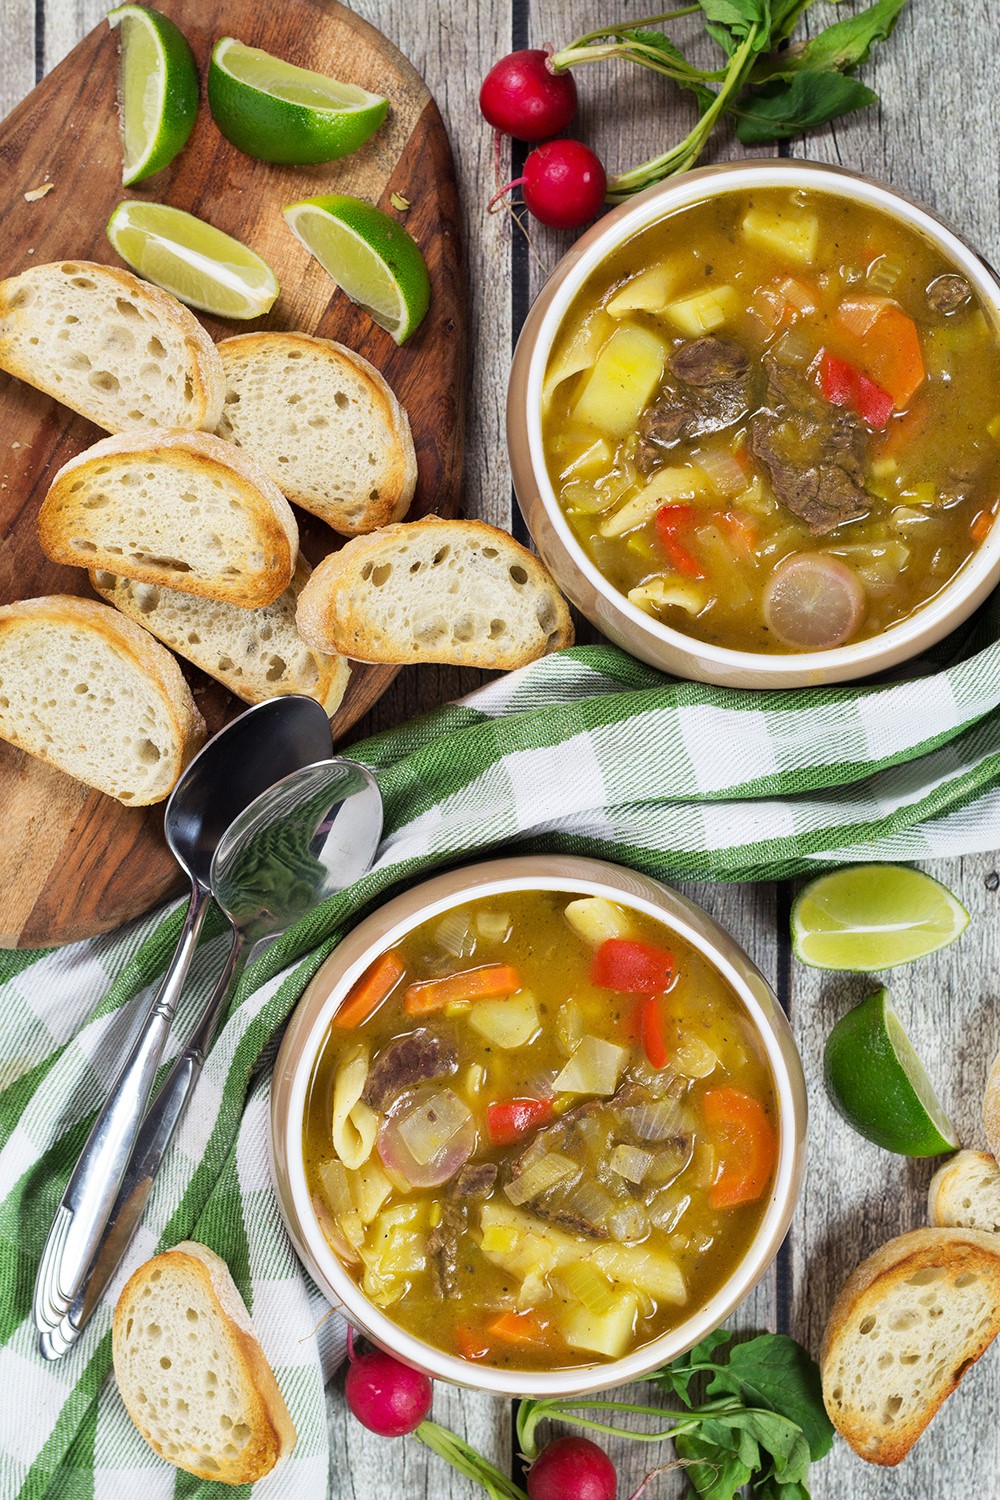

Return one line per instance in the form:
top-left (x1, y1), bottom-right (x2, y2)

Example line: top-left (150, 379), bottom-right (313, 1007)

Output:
top-left (3, 1), bottom-right (998, 1495)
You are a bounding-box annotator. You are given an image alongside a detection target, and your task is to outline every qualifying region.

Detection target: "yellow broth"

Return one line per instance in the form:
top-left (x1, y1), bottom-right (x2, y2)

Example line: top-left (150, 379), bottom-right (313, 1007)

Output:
top-left (304, 891), bottom-right (779, 1370)
top-left (542, 187), bottom-right (1000, 654)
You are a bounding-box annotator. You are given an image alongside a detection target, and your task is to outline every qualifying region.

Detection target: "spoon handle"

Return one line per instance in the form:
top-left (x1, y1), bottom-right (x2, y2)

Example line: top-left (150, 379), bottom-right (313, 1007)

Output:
top-left (38, 931), bottom-right (250, 1357)
top-left (34, 883), bottom-right (210, 1345)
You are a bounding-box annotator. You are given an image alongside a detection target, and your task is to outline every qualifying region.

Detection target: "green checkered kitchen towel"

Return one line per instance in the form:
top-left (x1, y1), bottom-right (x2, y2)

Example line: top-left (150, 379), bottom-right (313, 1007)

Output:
top-left (3, 621), bottom-right (1000, 1500)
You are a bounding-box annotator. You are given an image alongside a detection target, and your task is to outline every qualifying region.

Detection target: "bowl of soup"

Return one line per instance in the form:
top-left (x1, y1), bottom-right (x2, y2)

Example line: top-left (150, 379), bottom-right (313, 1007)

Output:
top-left (508, 160), bottom-right (1000, 687)
top-left (270, 855), bottom-right (806, 1396)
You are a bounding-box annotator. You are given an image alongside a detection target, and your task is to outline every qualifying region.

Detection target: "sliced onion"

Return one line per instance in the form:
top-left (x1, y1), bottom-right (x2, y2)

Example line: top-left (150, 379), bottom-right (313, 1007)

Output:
top-left (610, 1144), bottom-right (654, 1184)
top-left (377, 1086), bottom-right (476, 1188)
top-left (505, 1152), bottom-right (579, 1207)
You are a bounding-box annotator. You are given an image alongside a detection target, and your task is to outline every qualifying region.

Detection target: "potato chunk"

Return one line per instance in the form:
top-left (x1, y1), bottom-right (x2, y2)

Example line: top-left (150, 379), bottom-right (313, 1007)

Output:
top-left (664, 285), bottom-right (739, 336)
top-left (742, 205), bottom-right (819, 265)
top-left (572, 325), bottom-right (667, 435)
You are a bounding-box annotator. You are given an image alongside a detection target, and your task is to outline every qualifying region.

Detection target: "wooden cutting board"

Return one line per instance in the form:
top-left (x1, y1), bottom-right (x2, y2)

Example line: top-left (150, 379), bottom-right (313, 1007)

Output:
top-left (0, 0), bottom-right (465, 949)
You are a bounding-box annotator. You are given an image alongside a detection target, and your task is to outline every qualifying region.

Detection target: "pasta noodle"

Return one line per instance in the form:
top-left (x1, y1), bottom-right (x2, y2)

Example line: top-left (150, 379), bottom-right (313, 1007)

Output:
top-left (331, 1044), bottom-right (378, 1169)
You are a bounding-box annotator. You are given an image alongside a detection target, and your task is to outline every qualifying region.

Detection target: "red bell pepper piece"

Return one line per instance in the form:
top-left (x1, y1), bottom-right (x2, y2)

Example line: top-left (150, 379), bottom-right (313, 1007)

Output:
top-left (640, 995), bottom-right (670, 1069)
top-left (486, 1096), bottom-right (554, 1146)
top-left (591, 938), bottom-right (675, 995)
top-left (655, 505), bottom-right (705, 578)
top-left (819, 351), bottom-right (894, 430)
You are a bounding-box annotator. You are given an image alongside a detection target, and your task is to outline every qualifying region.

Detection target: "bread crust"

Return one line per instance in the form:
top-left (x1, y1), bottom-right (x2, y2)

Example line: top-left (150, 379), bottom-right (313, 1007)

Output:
top-left (38, 429), bottom-right (298, 608)
top-left (296, 516), bottom-right (574, 669)
top-left (217, 331), bottom-right (417, 534)
top-left (820, 1226), bottom-right (1000, 1465)
top-left (0, 594), bottom-right (204, 803)
top-left (112, 1242), bottom-right (296, 1484)
top-left (0, 260), bottom-right (225, 432)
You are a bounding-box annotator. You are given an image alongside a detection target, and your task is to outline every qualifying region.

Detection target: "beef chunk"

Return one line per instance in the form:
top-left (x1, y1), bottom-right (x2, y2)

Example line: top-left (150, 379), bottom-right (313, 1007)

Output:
top-left (748, 355), bottom-right (871, 534)
top-left (637, 337), bottom-right (753, 475)
top-left (449, 1161), bottom-right (498, 1200)
top-left (927, 274), bottom-right (971, 314)
top-left (362, 1029), bottom-right (457, 1112)
top-left (671, 336), bottom-right (751, 387)
top-left (427, 1202), bottom-right (464, 1297)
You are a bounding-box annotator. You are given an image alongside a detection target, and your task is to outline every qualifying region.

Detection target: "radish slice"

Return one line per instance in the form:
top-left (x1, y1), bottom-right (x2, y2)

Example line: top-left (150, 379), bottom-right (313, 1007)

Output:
top-left (763, 552), bottom-right (865, 650)
top-left (377, 1085), bottom-right (476, 1188)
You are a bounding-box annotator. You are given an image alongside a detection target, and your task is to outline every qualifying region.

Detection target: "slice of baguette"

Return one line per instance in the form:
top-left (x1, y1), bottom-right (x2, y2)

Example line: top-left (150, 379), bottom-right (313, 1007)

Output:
top-left (91, 559), bottom-right (350, 713)
top-left (216, 332), bottom-right (416, 535)
top-left (0, 261), bottom-right (224, 433)
top-left (929, 1150), bottom-right (1000, 1234)
top-left (0, 595), bottom-right (204, 804)
top-left (296, 517), bottom-right (574, 669)
top-left (983, 1049), bottom-right (1000, 1162)
top-left (113, 1241), bottom-right (296, 1485)
top-left (38, 429), bottom-right (298, 608)
top-left (821, 1227), bottom-right (1000, 1465)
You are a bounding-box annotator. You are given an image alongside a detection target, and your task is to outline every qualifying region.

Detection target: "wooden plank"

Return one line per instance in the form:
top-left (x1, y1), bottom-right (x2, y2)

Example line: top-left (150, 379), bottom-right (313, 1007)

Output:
top-left (0, 0), bottom-right (34, 113)
top-left (323, 4), bottom-right (513, 1493)
top-left (787, 13), bottom-right (1000, 1497)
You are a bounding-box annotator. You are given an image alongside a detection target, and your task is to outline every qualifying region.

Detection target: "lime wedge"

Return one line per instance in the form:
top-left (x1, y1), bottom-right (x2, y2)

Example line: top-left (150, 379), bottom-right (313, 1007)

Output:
top-left (107, 4), bottom-right (199, 186)
top-left (791, 864), bottom-right (969, 971)
top-left (824, 989), bottom-right (959, 1155)
top-left (208, 36), bottom-right (387, 164)
top-left (282, 194), bottom-right (430, 344)
top-left (107, 201), bottom-right (279, 319)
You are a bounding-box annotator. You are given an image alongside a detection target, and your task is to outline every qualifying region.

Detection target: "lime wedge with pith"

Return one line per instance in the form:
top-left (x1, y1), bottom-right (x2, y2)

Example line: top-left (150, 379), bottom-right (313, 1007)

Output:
top-left (107, 4), bottom-right (199, 186)
top-left (107, 201), bottom-right (279, 319)
top-left (282, 194), bottom-right (430, 344)
top-left (208, 36), bottom-right (388, 164)
top-left (824, 989), bottom-right (959, 1155)
top-left (791, 864), bottom-right (969, 971)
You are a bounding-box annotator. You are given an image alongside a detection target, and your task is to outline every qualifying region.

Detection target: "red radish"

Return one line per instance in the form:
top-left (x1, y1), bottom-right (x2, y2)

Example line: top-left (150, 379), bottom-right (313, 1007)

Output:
top-left (489, 139), bottom-right (606, 230)
top-left (527, 1436), bottom-right (617, 1500)
top-left (344, 1333), bottom-right (433, 1437)
top-left (479, 49), bottom-right (578, 141)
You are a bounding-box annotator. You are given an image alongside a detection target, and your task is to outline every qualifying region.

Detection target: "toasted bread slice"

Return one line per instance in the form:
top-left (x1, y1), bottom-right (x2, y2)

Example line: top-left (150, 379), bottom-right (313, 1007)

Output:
top-left (0, 595), bottom-right (204, 804)
top-left (92, 559), bottom-right (350, 712)
top-left (38, 430), bottom-right (298, 608)
top-left (296, 517), bottom-right (574, 669)
top-left (821, 1227), bottom-right (1000, 1465)
top-left (113, 1241), bottom-right (296, 1484)
top-left (0, 261), bottom-right (224, 433)
top-left (216, 332), bottom-right (416, 536)
top-left (929, 1150), bottom-right (1000, 1234)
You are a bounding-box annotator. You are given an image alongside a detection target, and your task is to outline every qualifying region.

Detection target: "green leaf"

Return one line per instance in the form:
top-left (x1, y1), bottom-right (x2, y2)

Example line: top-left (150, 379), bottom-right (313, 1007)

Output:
top-left (651, 1329), bottom-right (734, 1405)
top-left (798, 0), bottom-right (908, 71)
top-left (675, 1430), bottom-right (754, 1500)
top-left (768, 0), bottom-right (817, 42)
top-left (706, 1334), bottom-right (835, 1460)
top-left (734, 68), bottom-right (878, 142)
top-left (623, 28), bottom-right (719, 108)
top-left (698, 0), bottom-right (773, 55)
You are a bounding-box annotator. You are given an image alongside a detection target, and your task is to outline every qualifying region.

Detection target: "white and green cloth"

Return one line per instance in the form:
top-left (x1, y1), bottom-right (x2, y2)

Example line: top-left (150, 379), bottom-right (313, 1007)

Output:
top-left (2, 625), bottom-right (1000, 1500)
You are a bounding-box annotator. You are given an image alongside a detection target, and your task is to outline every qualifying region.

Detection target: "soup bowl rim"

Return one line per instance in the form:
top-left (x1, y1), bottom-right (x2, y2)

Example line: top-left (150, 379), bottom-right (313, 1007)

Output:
top-left (270, 854), bottom-right (807, 1398)
top-left (509, 157), bottom-right (1000, 685)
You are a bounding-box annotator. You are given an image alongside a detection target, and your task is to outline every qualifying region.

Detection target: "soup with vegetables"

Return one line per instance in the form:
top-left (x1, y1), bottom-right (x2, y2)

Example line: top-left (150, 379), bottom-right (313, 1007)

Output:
top-left (304, 890), bottom-right (779, 1370)
top-left (542, 187), bottom-right (1000, 653)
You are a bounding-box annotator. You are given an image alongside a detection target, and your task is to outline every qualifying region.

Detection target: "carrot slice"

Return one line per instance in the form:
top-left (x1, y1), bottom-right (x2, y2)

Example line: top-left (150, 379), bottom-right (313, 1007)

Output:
top-left (485, 1310), bottom-right (546, 1346)
top-left (455, 1324), bottom-right (491, 1361)
top-left (971, 510), bottom-right (994, 546)
top-left (404, 963), bottom-right (521, 1016)
top-left (703, 1087), bottom-right (778, 1209)
top-left (333, 950), bottom-right (405, 1028)
top-left (835, 298), bottom-right (925, 409)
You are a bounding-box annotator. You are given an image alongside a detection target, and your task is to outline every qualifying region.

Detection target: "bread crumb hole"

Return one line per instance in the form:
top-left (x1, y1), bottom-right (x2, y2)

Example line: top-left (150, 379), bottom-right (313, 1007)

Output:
top-left (186, 1307), bottom-right (199, 1321)
top-left (334, 392), bottom-right (349, 409)
top-left (371, 564), bottom-right (392, 586)
top-left (858, 1316), bottom-right (876, 1335)
top-left (265, 655), bottom-right (287, 681)
top-left (509, 564), bottom-right (529, 585)
top-left (148, 1322), bottom-right (161, 1338)
top-left (433, 546), bottom-right (451, 565)
top-left (955, 1272), bottom-right (979, 1288)
top-left (233, 1423), bottom-right (251, 1443)
top-left (115, 298), bottom-right (141, 319)
top-left (907, 1268), bottom-right (944, 1286)
top-left (482, 546), bottom-right (498, 559)
top-left (72, 276), bottom-right (96, 290)
top-left (490, 619), bottom-right (506, 639)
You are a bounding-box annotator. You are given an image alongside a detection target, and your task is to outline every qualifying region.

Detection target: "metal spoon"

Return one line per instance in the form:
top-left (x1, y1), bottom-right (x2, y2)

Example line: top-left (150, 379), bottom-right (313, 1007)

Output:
top-left (38, 756), bottom-right (383, 1358)
top-left (33, 696), bottom-right (334, 1344)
